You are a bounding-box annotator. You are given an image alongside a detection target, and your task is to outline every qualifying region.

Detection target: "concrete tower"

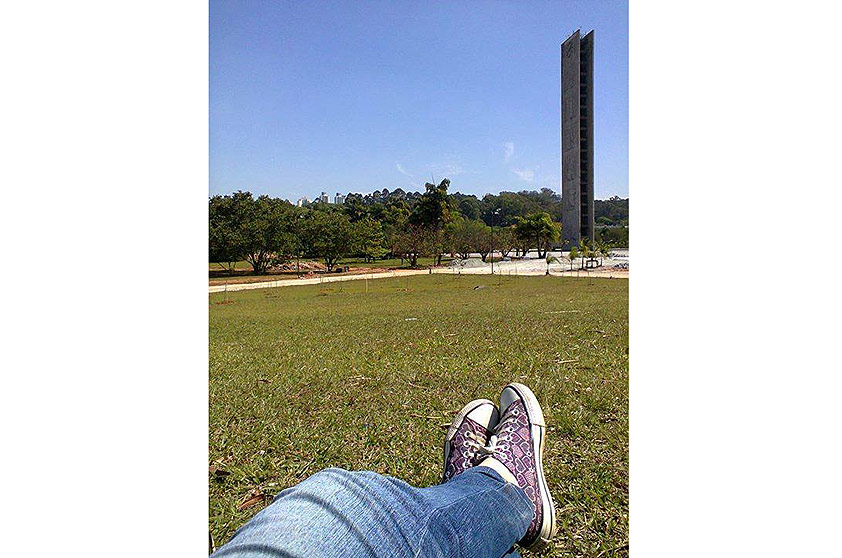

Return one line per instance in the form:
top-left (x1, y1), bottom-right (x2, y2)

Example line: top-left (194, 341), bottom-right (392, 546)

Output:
top-left (561, 29), bottom-right (594, 250)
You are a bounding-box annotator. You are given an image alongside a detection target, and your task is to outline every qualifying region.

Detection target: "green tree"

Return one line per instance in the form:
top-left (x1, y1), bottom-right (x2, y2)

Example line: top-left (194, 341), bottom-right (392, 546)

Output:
top-left (445, 219), bottom-right (490, 260)
top-left (533, 213), bottom-right (561, 258)
top-left (445, 219), bottom-right (471, 260)
top-left (513, 216), bottom-right (535, 257)
top-left (454, 194), bottom-right (481, 221)
top-left (209, 194), bottom-right (245, 273)
top-left (594, 197), bottom-right (629, 226)
top-left (596, 239), bottom-right (611, 266)
top-left (382, 200), bottom-right (410, 228)
top-left (343, 193), bottom-right (368, 222)
top-left (578, 238), bottom-right (594, 270)
top-left (244, 196), bottom-right (298, 274)
top-left (410, 179), bottom-right (455, 229)
top-left (354, 218), bottom-right (386, 262)
top-left (302, 211), bottom-right (356, 272)
top-left (474, 222), bottom-right (493, 262)
top-left (495, 226), bottom-right (516, 258)
top-left (209, 192), bottom-right (298, 275)
top-left (391, 224), bottom-right (432, 267)
top-left (514, 212), bottom-right (560, 258)
top-left (425, 226), bottom-right (447, 266)
top-left (454, 195), bottom-right (482, 221)
top-left (481, 192), bottom-right (540, 226)
top-left (596, 226), bottom-right (628, 248)
top-left (381, 202), bottom-right (410, 258)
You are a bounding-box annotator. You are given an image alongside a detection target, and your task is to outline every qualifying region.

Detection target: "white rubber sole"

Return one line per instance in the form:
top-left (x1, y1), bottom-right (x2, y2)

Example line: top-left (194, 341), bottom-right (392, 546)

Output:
top-left (503, 383), bottom-right (557, 551)
top-left (442, 399), bottom-right (499, 482)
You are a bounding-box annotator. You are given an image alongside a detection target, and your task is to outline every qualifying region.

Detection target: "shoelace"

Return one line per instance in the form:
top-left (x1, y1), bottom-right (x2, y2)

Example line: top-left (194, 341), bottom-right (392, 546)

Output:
top-left (482, 410), bottom-right (518, 460)
top-left (463, 431), bottom-right (489, 461)
top-left (482, 432), bottom-right (509, 460)
top-left (461, 408), bottom-right (520, 462)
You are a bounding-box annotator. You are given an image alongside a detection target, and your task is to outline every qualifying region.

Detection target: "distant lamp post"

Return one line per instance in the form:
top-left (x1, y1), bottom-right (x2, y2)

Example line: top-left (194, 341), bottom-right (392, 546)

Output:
top-left (491, 208), bottom-right (501, 275)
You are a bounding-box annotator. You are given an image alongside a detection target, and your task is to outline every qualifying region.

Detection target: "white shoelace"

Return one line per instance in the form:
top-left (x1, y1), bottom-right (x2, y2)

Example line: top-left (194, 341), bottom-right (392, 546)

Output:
top-left (463, 431), bottom-right (488, 460)
top-left (464, 411), bottom-right (519, 461)
top-left (482, 409), bottom-right (517, 461)
top-left (474, 423), bottom-right (515, 461)
top-left (484, 430), bottom-right (509, 458)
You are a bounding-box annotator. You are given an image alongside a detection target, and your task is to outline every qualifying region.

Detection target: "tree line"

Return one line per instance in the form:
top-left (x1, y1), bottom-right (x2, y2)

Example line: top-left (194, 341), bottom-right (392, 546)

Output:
top-left (341, 186), bottom-right (627, 226)
top-left (210, 180), bottom-right (626, 274)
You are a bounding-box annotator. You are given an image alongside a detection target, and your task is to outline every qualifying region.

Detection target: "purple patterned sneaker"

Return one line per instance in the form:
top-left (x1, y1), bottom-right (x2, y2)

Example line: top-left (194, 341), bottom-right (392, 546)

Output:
top-left (442, 399), bottom-right (499, 483)
top-left (484, 383), bottom-right (556, 551)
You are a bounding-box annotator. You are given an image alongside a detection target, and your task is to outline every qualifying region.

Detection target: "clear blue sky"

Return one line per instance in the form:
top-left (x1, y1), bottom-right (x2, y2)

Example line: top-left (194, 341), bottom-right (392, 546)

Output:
top-left (210, 1), bottom-right (628, 201)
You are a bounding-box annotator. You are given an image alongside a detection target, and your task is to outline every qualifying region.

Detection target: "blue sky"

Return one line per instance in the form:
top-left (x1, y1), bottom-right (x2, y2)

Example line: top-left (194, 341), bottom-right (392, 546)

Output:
top-left (210, 1), bottom-right (628, 201)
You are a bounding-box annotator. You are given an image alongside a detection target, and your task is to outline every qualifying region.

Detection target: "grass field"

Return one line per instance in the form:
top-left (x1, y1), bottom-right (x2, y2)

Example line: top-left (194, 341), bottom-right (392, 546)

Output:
top-left (209, 274), bottom-right (629, 557)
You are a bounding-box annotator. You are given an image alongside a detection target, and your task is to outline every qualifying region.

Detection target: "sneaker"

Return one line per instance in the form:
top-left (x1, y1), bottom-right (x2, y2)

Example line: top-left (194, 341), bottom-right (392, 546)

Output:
top-left (442, 399), bottom-right (499, 483)
top-left (485, 383), bottom-right (556, 551)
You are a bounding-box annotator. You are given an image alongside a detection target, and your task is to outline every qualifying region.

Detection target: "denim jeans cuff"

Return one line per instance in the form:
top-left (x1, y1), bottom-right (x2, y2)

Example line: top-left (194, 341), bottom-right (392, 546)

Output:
top-left (471, 465), bottom-right (508, 485)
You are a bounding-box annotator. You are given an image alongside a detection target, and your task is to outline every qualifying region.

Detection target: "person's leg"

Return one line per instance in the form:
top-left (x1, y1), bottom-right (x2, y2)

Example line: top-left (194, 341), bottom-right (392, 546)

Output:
top-left (212, 465), bottom-right (532, 558)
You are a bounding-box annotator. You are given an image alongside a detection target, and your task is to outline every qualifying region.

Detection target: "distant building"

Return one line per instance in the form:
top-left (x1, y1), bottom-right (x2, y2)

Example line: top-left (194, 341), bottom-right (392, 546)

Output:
top-left (296, 196), bottom-right (310, 207)
top-left (561, 29), bottom-right (595, 249)
top-left (318, 192), bottom-right (329, 203)
top-left (335, 193), bottom-right (345, 205)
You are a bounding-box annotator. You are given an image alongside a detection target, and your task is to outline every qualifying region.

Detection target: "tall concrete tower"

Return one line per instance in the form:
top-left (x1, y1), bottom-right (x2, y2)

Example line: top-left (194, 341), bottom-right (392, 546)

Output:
top-left (561, 29), bottom-right (594, 250)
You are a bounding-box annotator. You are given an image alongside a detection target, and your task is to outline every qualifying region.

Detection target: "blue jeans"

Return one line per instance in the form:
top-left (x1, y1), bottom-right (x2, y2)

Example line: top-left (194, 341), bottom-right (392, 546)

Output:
top-left (212, 466), bottom-right (534, 558)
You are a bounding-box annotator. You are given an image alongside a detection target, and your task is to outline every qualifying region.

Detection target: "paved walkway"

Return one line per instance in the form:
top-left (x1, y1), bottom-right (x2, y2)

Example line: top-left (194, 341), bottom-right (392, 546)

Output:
top-left (208, 265), bottom-right (627, 293)
top-left (209, 269), bottom-right (429, 293)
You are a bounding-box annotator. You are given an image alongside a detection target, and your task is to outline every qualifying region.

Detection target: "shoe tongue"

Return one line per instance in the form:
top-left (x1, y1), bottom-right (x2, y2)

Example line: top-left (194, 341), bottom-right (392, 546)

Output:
top-left (496, 402), bottom-right (521, 430)
top-left (465, 417), bottom-right (490, 441)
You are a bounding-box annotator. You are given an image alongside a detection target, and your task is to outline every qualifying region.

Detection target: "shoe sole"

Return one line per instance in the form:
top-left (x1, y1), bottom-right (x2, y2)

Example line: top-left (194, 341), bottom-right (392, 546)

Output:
top-left (442, 399), bottom-right (498, 483)
top-left (505, 383), bottom-right (557, 551)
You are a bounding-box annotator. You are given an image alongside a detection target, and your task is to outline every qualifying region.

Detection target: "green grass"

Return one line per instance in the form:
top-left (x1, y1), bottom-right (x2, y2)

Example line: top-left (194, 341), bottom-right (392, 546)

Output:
top-left (209, 275), bottom-right (628, 557)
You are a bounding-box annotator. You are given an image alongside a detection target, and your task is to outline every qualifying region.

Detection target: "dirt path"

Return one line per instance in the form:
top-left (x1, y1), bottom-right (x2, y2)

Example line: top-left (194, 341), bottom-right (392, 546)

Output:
top-left (208, 264), bottom-right (627, 293)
